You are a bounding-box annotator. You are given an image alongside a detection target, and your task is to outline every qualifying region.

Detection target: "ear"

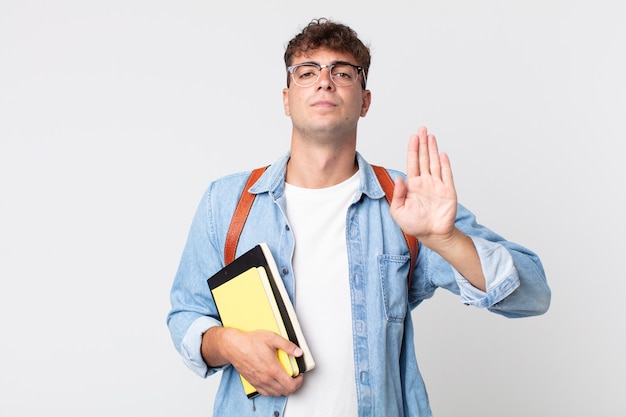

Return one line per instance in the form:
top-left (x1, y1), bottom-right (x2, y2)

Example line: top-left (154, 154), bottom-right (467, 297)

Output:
top-left (360, 89), bottom-right (372, 117)
top-left (282, 88), bottom-right (290, 116)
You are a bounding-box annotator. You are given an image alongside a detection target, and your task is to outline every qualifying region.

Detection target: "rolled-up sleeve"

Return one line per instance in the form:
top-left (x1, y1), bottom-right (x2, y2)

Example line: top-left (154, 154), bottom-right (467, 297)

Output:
top-left (179, 316), bottom-right (225, 378)
top-left (453, 236), bottom-right (520, 308)
top-left (415, 203), bottom-right (550, 318)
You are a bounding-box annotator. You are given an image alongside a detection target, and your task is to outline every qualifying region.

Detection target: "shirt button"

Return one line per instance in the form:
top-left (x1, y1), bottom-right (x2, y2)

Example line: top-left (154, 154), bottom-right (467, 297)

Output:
top-left (282, 268), bottom-right (289, 275)
top-left (360, 371), bottom-right (369, 383)
top-left (274, 412), bottom-right (280, 417)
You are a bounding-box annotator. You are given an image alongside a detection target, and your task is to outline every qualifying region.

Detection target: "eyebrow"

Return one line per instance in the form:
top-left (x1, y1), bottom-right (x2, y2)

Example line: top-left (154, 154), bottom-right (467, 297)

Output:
top-left (295, 60), bottom-right (356, 67)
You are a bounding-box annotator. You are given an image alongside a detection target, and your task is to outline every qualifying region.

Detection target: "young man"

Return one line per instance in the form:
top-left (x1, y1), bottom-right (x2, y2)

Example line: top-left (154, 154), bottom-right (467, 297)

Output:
top-left (167, 18), bottom-right (551, 417)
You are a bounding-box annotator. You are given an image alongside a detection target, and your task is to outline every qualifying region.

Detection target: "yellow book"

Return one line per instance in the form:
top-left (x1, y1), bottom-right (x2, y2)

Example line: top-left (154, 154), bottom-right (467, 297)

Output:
top-left (208, 243), bottom-right (315, 398)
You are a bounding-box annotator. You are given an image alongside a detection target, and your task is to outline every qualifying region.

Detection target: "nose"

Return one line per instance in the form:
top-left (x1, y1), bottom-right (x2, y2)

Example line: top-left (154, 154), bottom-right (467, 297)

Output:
top-left (316, 67), bottom-right (335, 90)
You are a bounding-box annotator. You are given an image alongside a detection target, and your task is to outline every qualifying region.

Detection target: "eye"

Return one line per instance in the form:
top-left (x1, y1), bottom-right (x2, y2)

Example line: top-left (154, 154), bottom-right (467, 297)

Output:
top-left (295, 65), bottom-right (319, 80)
top-left (331, 65), bottom-right (355, 79)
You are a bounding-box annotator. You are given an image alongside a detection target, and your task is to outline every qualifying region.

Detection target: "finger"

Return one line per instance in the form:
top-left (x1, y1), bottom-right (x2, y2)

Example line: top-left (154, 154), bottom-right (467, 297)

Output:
top-left (235, 332), bottom-right (302, 396)
top-left (259, 373), bottom-right (303, 397)
top-left (247, 351), bottom-right (300, 397)
top-left (406, 134), bottom-right (419, 177)
top-left (440, 152), bottom-right (454, 185)
top-left (391, 176), bottom-right (407, 211)
top-left (265, 350), bottom-right (303, 395)
top-left (417, 127), bottom-right (430, 176)
top-left (276, 369), bottom-right (304, 394)
top-left (256, 369), bottom-right (298, 397)
top-left (427, 134), bottom-right (441, 180)
top-left (269, 333), bottom-right (303, 358)
top-left (242, 360), bottom-right (288, 397)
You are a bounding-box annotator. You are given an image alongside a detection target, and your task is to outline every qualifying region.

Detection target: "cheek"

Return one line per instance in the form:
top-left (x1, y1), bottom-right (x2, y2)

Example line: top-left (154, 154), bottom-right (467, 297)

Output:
top-left (348, 98), bottom-right (366, 118)
top-left (287, 95), bottom-right (309, 118)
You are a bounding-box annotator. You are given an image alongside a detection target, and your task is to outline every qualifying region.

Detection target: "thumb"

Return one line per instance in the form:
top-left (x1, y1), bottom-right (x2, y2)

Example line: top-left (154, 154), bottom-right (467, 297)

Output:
top-left (391, 177), bottom-right (407, 211)
top-left (269, 333), bottom-right (303, 357)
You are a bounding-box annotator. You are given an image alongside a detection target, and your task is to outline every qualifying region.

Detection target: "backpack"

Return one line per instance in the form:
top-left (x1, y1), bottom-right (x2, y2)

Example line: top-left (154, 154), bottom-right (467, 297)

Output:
top-left (223, 165), bottom-right (418, 287)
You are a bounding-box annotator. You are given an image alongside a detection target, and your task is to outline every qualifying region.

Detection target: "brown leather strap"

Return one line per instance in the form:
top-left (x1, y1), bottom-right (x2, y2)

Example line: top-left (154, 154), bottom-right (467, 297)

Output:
top-left (372, 165), bottom-right (419, 288)
top-left (224, 166), bottom-right (268, 265)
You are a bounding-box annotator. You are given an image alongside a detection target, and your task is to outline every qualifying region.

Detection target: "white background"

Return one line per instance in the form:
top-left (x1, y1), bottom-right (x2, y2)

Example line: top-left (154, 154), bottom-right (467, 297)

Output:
top-left (1, 1), bottom-right (624, 416)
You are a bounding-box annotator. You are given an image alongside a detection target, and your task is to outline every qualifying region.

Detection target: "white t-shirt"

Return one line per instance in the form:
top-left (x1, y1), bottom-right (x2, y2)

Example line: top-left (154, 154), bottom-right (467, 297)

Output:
top-left (282, 171), bottom-right (360, 417)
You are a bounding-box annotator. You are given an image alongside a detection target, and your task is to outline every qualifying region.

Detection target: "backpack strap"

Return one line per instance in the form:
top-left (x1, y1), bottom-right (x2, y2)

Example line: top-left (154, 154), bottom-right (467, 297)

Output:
top-left (224, 164), bottom-right (419, 288)
top-left (224, 166), bottom-right (268, 265)
top-left (371, 165), bottom-right (419, 288)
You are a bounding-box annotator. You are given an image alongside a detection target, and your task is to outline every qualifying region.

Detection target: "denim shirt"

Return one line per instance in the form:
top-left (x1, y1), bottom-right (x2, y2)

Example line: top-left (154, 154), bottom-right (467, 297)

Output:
top-left (167, 152), bottom-right (551, 417)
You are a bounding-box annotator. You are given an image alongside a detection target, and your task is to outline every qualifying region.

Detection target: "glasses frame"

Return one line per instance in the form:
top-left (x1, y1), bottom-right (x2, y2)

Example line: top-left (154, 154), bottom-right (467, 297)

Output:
top-left (287, 61), bottom-right (367, 89)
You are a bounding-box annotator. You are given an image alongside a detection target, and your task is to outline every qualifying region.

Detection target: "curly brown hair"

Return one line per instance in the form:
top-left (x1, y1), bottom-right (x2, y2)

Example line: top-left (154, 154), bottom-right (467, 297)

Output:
top-left (284, 18), bottom-right (371, 88)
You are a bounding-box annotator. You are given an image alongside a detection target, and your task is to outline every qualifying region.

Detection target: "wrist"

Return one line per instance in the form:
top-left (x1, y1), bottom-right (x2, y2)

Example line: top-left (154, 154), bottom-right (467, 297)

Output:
top-left (202, 326), bottom-right (233, 368)
top-left (418, 227), bottom-right (463, 253)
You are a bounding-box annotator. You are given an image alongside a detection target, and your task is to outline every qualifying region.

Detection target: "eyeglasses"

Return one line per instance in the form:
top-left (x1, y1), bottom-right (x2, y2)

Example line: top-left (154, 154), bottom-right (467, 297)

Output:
top-left (287, 61), bottom-right (366, 88)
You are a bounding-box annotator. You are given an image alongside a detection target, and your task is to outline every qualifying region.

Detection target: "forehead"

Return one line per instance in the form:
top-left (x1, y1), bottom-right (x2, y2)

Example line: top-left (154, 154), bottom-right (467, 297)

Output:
top-left (291, 47), bottom-right (357, 65)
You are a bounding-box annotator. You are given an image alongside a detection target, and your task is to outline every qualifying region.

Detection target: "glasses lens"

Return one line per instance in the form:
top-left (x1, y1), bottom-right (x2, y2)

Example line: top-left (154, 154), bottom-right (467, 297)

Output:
top-left (292, 65), bottom-right (320, 87)
top-left (330, 64), bottom-right (359, 87)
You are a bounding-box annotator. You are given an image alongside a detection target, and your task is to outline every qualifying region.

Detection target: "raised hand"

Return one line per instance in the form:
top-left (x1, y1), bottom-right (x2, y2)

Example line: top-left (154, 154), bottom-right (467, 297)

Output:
top-left (390, 126), bottom-right (457, 245)
top-left (390, 126), bottom-right (486, 290)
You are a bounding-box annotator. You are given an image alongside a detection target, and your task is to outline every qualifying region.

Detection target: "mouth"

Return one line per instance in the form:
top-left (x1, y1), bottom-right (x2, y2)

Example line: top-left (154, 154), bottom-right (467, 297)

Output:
top-left (311, 100), bottom-right (337, 108)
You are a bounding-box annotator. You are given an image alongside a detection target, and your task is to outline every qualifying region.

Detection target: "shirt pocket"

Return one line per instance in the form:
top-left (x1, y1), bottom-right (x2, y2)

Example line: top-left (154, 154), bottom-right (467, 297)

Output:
top-left (377, 254), bottom-right (410, 323)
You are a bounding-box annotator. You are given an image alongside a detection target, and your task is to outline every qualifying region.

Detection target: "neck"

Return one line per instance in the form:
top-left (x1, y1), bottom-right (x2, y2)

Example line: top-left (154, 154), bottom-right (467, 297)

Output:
top-left (286, 140), bottom-right (358, 188)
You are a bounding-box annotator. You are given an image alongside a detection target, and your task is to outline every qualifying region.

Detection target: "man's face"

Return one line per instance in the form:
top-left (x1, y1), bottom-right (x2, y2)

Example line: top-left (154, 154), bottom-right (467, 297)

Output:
top-left (282, 48), bottom-right (371, 139)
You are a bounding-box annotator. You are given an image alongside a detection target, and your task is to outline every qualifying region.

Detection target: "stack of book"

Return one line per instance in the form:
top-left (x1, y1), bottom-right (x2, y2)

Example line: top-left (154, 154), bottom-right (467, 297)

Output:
top-left (207, 243), bottom-right (315, 398)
